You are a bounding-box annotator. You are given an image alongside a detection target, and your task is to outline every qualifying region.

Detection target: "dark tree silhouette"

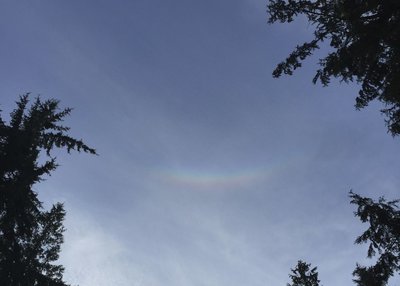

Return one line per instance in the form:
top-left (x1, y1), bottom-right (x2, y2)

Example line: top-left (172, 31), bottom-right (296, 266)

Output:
top-left (287, 261), bottom-right (320, 286)
top-left (0, 95), bottom-right (96, 286)
top-left (350, 192), bottom-right (400, 286)
top-left (267, 0), bottom-right (400, 135)
top-left (287, 192), bottom-right (400, 286)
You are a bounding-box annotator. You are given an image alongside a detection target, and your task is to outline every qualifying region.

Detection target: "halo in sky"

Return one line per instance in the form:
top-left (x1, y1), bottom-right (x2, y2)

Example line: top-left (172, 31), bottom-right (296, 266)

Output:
top-left (152, 157), bottom-right (302, 190)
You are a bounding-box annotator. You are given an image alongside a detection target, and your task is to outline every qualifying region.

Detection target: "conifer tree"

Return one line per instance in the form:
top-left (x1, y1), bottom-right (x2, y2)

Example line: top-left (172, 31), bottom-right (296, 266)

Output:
top-left (268, 0), bottom-right (400, 135)
top-left (287, 261), bottom-right (320, 286)
top-left (286, 193), bottom-right (400, 286)
top-left (0, 95), bottom-right (96, 286)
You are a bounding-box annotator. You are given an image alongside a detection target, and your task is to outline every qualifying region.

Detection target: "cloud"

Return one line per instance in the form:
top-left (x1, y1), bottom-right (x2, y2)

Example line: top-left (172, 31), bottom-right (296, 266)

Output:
top-left (60, 209), bottom-right (146, 286)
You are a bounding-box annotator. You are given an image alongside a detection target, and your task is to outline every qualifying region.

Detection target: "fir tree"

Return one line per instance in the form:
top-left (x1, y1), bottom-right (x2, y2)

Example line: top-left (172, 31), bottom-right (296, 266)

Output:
top-left (268, 0), bottom-right (400, 135)
top-left (0, 95), bottom-right (96, 286)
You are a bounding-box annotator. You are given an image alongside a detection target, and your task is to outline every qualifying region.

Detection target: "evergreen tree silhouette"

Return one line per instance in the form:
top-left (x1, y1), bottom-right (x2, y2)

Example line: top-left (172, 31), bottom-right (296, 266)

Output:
top-left (0, 95), bottom-right (96, 286)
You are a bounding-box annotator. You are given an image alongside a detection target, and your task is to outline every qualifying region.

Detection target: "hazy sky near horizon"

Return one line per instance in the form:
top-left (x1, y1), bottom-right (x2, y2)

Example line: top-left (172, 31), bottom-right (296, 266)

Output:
top-left (1, 1), bottom-right (400, 286)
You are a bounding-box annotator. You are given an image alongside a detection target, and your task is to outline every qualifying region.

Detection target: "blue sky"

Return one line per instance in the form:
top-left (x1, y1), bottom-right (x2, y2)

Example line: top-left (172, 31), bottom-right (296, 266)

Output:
top-left (1, 1), bottom-right (400, 286)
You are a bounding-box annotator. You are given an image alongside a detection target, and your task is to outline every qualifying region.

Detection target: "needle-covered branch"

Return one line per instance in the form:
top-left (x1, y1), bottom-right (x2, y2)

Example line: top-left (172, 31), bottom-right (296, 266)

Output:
top-left (0, 95), bottom-right (96, 286)
top-left (268, 0), bottom-right (400, 135)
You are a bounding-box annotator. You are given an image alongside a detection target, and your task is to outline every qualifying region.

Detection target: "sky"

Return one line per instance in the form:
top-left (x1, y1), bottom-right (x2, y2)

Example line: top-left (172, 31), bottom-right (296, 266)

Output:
top-left (1, 1), bottom-right (400, 286)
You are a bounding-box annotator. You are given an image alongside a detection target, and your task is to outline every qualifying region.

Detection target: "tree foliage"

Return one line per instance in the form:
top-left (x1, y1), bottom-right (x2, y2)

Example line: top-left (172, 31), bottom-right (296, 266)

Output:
top-left (0, 95), bottom-right (96, 286)
top-left (267, 0), bottom-right (400, 135)
top-left (350, 191), bottom-right (400, 286)
top-left (287, 261), bottom-right (320, 286)
top-left (286, 192), bottom-right (400, 286)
